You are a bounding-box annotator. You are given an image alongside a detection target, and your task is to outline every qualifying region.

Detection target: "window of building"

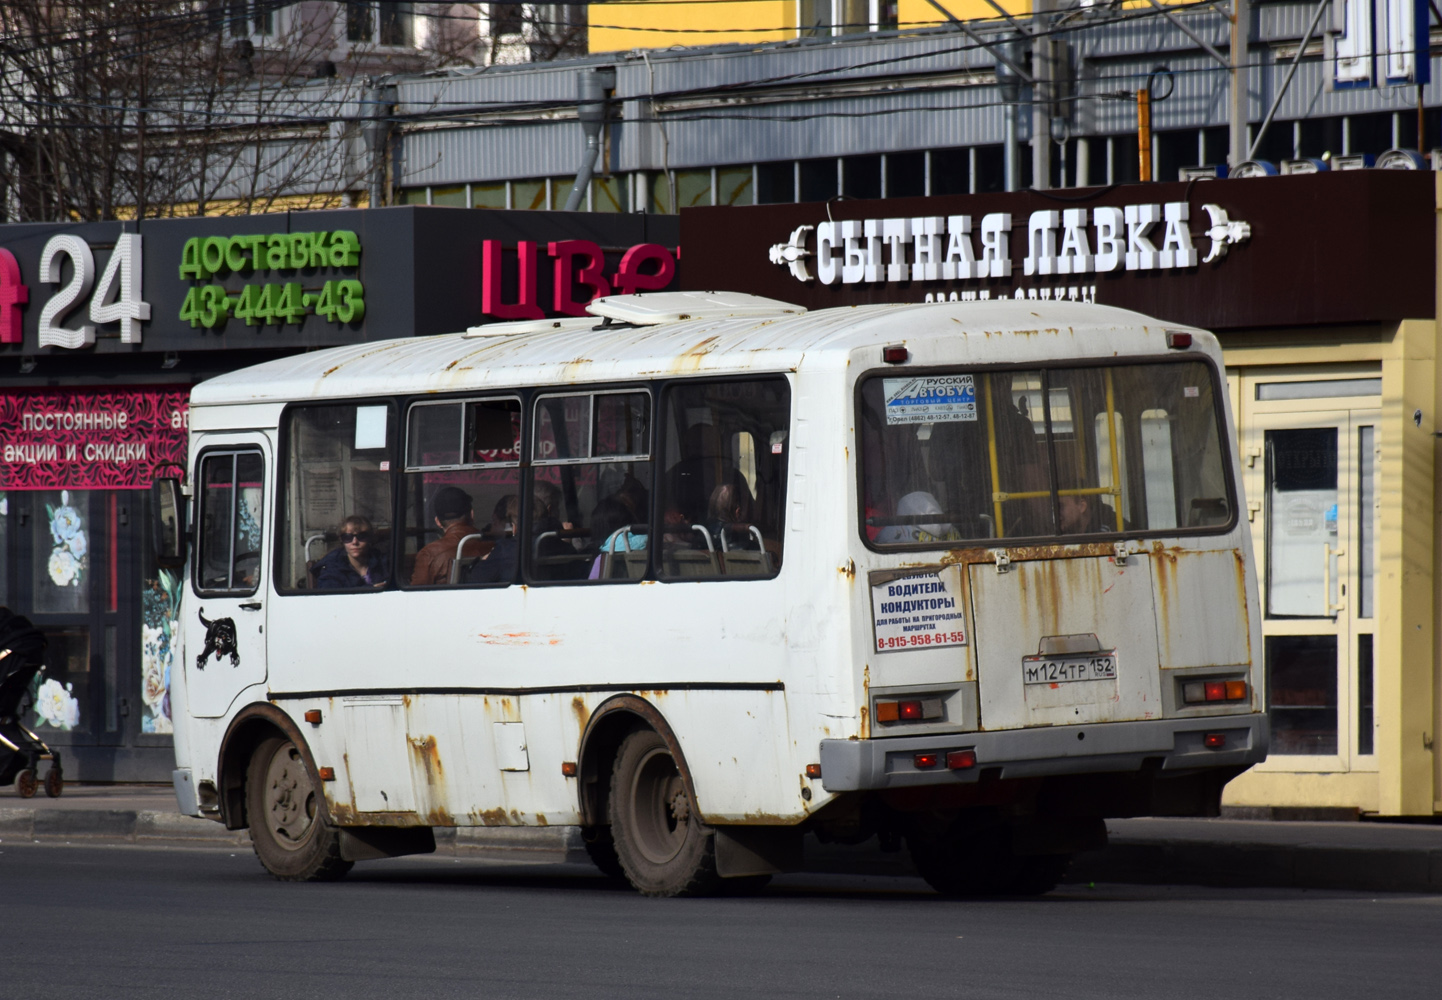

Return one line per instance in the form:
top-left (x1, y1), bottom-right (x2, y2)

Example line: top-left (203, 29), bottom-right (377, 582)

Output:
top-left (197, 452), bottom-right (265, 594)
top-left (716, 166), bottom-right (754, 206)
top-left (658, 378), bottom-right (790, 579)
top-left (472, 182), bottom-right (508, 209)
top-left (528, 391), bottom-right (652, 583)
top-left (756, 162), bottom-right (795, 204)
top-left (402, 397), bottom-right (522, 586)
top-left (490, 1), bottom-right (523, 35)
top-left (593, 175), bottom-right (629, 212)
top-left (216, 0), bottom-right (274, 39)
top-left (799, 158), bottom-right (837, 202)
top-left (675, 169), bottom-right (712, 209)
top-left (279, 404), bottom-right (396, 592)
top-left (842, 155), bottom-right (881, 199)
top-left (348, 1), bottom-right (415, 46)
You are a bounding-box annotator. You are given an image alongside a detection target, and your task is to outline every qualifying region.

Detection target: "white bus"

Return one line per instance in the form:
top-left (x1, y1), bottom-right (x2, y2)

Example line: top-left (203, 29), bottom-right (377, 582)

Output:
top-left (158, 291), bottom-right (1267, 896)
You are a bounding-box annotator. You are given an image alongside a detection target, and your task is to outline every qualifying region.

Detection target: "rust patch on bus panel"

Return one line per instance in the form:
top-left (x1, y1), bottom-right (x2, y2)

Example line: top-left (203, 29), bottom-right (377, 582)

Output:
top-left (475, 807), bottom-right (510, 826)
top-left (840, 559), bottom-right (855, 581)
top-left (409, 734), bottom-right (445, 786)
top-left (572, 695), bottom-right (591, 732)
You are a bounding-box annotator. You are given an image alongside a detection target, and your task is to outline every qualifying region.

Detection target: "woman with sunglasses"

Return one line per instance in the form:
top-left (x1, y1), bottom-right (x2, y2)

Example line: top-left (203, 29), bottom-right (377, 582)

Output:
top-left (315, 515), bottom-right (390, 589)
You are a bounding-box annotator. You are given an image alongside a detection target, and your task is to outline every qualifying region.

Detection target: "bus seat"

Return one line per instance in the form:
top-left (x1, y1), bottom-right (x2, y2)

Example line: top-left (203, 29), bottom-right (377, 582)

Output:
top-left (666, 549), bottom-right (720, 577)
top-left (721, 550), bottom-right (771, 576)
top-left (450, 533), bottom-right (490, 584)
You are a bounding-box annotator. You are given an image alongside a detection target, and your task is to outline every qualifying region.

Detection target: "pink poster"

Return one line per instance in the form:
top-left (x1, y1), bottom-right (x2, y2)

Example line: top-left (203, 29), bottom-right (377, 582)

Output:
top-left (0, 387), bottom-right (189, 490)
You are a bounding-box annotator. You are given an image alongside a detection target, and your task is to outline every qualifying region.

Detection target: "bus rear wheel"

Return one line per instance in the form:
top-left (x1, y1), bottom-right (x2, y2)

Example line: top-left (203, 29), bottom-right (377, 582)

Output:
top-left (246, 735), bottom-right (352, 882)
top-left (908, 824), bottom-right (1069, 897)
top-left (608, 729), bottom-right (721, 897)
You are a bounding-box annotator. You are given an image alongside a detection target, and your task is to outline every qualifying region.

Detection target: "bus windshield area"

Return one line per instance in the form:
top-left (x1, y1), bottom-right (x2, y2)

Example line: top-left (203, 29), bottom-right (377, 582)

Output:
top-left (859, 360), bottom-right (1233, 546)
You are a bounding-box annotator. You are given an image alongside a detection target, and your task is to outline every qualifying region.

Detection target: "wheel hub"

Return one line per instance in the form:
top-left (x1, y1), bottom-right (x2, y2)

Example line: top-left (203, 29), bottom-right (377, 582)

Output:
top-left (263, 743), bottom-right (316, 850)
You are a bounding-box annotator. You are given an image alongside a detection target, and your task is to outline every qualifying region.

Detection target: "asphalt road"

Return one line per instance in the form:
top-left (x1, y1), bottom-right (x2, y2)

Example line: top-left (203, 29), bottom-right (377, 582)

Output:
top-left (4, 842), bottom-right (1439, 1000)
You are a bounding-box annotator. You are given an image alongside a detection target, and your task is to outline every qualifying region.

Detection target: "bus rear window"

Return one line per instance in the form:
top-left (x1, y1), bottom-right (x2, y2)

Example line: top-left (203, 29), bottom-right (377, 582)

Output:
top-left (859, 361), bottom-right (1232, 546)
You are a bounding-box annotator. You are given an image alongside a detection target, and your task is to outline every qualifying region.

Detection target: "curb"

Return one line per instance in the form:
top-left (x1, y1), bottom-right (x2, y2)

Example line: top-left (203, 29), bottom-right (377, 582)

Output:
top-left (4, 807), bottom-right (1440, 893)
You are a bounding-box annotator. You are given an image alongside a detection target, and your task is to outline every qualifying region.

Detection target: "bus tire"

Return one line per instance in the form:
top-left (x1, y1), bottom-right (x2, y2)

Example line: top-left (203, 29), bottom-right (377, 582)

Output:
top-left (608, 728), bottom-right (721, 897)
top-left (246, 735), bottom-right (353, 882)
top-left (580, 825), bottom-right (626, 880)
top-left (908, 825), bottom-right (1068, 897)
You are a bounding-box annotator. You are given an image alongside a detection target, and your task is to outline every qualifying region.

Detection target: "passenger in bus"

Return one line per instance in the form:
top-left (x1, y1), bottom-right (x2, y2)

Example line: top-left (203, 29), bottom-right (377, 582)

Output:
top-left (1058, 493), bottom-right (1118, 535)
top-left (875, 491), bottom-right (961, 545)
top-left (588, 496), bottom-right (648, 579)
top-left (531, 480), bottom-right (577, 557)
top-left (411, 486), bottom-right (476, 586)
top-left (470, 495), bottom-right (520, 584)
top-left (706, 474), bottom-right (757, 547)
top-left (315, 515), bottom-right (390, 589)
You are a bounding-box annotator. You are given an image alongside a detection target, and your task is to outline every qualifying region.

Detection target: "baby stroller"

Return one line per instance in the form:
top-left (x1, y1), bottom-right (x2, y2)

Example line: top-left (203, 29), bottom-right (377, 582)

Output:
top-left (0, 607), bottom-right (63, 798)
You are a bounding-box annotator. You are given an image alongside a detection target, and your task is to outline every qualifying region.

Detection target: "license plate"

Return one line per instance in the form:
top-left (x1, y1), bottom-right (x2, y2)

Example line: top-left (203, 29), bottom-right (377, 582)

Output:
top-left (1022, 653), bottom-right (1117, 685)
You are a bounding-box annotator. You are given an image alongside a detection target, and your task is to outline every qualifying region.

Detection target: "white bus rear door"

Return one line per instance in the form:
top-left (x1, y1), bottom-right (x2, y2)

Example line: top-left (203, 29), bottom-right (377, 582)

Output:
top-left (184, 437), bottom-right (271, 718)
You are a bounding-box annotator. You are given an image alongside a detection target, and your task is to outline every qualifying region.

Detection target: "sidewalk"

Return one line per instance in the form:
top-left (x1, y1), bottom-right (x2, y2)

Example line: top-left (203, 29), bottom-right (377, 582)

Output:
top-left (4, 784), bottom-right (1441, 892)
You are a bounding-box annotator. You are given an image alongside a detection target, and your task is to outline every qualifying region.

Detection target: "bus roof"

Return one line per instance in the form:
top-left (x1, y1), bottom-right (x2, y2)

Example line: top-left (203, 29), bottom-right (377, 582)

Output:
top-left (189, 299), bottom-right (1203, 408)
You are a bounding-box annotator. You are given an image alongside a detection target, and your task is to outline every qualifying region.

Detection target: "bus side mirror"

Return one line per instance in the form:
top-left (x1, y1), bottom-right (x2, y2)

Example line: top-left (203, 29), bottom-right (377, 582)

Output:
top-left (152, 477), bottom-right (187, 569)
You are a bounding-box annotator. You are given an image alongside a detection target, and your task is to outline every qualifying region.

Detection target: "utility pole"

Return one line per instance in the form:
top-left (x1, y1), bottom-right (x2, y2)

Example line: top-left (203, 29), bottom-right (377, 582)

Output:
top-left (1032, 0), bottom-right (1056, 189)
top-left (996, 33), bottom-right (1023, 192)
top-left (1229, 0), bottom-right (1249, 166)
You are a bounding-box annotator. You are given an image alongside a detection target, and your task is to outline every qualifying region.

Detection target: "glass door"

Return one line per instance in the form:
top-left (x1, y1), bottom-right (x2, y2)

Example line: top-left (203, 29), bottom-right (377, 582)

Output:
top-left (1247, 407), bottom-right (1379, 773)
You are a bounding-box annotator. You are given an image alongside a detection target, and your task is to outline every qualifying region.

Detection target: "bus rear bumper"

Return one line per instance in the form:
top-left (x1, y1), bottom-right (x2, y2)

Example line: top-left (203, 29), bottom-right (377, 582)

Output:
top-left (818, 713), bottom-right (1269, 792)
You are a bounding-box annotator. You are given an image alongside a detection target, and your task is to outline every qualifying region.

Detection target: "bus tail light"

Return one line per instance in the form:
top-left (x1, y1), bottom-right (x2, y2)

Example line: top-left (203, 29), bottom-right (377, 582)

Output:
top-left (946, 749), bottom-right (977, 770)
top-left (913, 753), bottom-right (940, 769)
top-left (805, 763), bottom-right (822, 779)
top-left (1183, 679), bottom-right (1249, 704)
top-left (1203, 733), bottom-right (1227, 750)
top-left (876, 698), bottom-right (945, 723)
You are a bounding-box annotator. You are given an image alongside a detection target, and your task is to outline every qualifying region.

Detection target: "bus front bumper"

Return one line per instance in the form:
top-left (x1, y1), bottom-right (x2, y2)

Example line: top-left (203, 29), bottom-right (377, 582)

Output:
top-left (818, 713), bottom-right (1269, 792)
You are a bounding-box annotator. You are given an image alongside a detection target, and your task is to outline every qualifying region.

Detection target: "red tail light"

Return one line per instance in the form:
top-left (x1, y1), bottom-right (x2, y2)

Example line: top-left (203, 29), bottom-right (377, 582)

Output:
top-left (898, 700), bottom-right (924, 720)
top-left (1204, 681), bottom-right (1226, 702)
top-left (1203, 733), bottom-right (1227, 750)
top-left (913, 753), bottom-right (940, 769)
top-left (1165, 331), bottom-right (1193, 349)
top-left (946, 749), bottom-right (977, 770)
top-left (882, 345), bottom-right (909, 364)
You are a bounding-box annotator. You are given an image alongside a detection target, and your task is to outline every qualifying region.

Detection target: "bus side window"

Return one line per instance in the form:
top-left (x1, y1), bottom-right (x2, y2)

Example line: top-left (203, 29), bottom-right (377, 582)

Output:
top-left (196, 451), bottom-right (264, 594)
top-left (658, 377), bottom-right (791, 580)
top-left (279, 404), bottom-right (396, 592)
top-left (527, 391), bottom-right (652, 583)
top-left (401, 397), bottom-right (522, 587)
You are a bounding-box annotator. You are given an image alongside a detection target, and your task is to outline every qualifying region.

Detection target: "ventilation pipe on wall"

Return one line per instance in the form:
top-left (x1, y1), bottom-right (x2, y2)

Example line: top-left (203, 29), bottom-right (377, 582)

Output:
top-left (562, 66), bottom-right (616, 212)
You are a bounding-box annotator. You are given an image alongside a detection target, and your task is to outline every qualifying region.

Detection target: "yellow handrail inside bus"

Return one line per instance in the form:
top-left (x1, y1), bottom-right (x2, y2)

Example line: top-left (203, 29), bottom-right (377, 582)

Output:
top-left (1104, 368), bottom-right (1123, 531)
top-left (984, 377), bottom-right (1004, 537)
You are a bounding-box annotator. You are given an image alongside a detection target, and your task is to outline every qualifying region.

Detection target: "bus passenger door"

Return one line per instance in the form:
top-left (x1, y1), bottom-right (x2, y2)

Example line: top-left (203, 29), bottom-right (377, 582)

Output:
top-left (184, 440), bottom-right (270, 718)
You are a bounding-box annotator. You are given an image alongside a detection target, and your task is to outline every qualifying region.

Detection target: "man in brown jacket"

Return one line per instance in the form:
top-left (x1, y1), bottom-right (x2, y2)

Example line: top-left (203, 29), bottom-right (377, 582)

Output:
top-left (411, 486), bottom-right (476, 586)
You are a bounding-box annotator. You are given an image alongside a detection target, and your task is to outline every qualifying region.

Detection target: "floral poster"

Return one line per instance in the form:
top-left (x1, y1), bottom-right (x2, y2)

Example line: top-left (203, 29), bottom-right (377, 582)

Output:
top-left (140, 569), bottom-right (182, 734)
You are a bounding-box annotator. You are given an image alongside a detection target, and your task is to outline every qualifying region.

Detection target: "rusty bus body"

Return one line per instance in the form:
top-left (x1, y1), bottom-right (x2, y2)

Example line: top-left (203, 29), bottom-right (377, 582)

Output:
top-left (165, 293), bottom-right (1266, 895)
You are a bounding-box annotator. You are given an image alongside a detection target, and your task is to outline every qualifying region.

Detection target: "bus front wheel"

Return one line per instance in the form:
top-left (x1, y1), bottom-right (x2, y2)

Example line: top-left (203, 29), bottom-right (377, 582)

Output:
top-left (246, 735), bottom-right (353, 882)
top-left (608, 728), bottom-right (721, 897)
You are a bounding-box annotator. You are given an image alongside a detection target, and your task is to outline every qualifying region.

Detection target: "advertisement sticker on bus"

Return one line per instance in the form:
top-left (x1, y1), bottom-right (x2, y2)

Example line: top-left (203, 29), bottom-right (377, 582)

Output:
top-left (882, 375), bottom-right (977, 425)
top-left (871, 568), bottom-right (967, 652)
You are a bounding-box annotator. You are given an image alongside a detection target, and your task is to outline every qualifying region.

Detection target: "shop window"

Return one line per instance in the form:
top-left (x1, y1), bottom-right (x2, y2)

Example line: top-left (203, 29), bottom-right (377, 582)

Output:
top-left (593, 175), bottom-right (629, 213)
top-left (513, 179), bottom-right (547, 211)
top-left (140, 491), bottom-right (182, 735)
top-left (0, 491), bottom-right (7, 606)
top-left (843, 156), bottom-right (881, 200)
top-left (675, 169), bottom-right (712, 209)
top-left (402, 397), bottom-right (521, 587)
top-left (472, 182), bottom-right (507, 209)
top-left (31, 626), bottom-right (88, 735)
top-left (431, 185), bottom-right (467, 207)
top-left (197, 454), bottom-right (264, 594)
top-left (887, 151), bottom-right (925, 197)
top-left (279, 405), bottom-right (395, 592)
top-left (756, 162), bottom-right (795, 204)
top-left (931, 148), bottom-right (969, 195)
top-left (716, 167), bottom-right (754, 206)
top-left (1267, 634), bottom-right (1338, 755)
top-left (799, 158), bottom-right (837, 203)
top-left (528, 391), bottom-right (652, 583)
top-left (1357, 633), bottom-right (1374, 756)
top-left (658, 378), bottom-right (790, 579)
top-left (33, 490), bottom-right (91, 614)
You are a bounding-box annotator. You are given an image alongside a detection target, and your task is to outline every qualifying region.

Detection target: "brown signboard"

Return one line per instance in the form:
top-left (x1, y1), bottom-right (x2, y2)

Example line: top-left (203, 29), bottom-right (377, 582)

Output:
top-left (678, 172), bottom-right (1434, 332)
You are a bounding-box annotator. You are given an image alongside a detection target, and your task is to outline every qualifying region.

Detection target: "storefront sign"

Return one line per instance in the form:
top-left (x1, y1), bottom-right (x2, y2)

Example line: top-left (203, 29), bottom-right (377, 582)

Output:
top-left (767, 203), bottom-right (1251, 289)
top-left (682, 172), bottom-right (1436, 332)
top-left (177, 229), bottom-right (363, 329)
top-left (482, 240), bottom-right (676, 319)
top-left (0, 388), bottom-right (189, 489)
